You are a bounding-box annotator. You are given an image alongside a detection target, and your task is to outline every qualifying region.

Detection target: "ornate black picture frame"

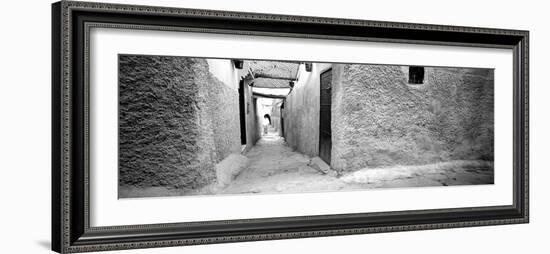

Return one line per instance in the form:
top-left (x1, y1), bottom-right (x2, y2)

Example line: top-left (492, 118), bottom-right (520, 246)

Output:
top-left (52, 1), bottom-right (529, 253)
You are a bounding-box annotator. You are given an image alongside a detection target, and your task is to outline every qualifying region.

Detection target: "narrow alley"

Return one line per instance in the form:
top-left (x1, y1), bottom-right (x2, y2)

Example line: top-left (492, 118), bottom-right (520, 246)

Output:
top-left (220, 129), bottom-right (345, 195)
top-left (216, 127), bottom-right (494, 195)
top-left (118, 56), bottom-right (495, 198)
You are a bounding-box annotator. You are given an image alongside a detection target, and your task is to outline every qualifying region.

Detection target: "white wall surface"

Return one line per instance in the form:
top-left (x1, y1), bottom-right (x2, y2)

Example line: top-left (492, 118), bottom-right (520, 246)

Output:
top-left (206, 59), bottom-right (239, 91)
top-left (0, 0), bottom-right (547, 253)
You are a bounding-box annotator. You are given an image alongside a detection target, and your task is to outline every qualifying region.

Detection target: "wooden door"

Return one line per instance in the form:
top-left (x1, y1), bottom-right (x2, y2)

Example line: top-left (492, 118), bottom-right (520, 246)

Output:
top-left (238, 80), bottom-right (247, 145)
top-left (319, 69), bottom-right (332, 164)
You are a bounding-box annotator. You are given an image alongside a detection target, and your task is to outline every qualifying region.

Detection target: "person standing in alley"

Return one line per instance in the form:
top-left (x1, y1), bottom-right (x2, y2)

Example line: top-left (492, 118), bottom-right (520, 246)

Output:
top-left (263, 114), bottom-right (271, 135)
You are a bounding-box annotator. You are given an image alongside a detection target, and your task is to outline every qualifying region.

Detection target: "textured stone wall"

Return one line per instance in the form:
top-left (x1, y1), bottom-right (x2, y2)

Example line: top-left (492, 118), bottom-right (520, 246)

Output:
top-left (331, 64), bottom-right (494, 172)
top-left (118, 55), bottom-right (241, 192)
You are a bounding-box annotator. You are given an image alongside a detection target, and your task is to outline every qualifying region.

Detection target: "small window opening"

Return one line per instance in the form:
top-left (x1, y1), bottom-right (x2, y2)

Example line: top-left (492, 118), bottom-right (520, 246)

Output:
top-left (408, 66), bottom-right (425, 84)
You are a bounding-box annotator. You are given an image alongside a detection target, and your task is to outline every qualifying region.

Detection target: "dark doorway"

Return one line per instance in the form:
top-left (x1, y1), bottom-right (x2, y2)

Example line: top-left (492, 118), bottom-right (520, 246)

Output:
top-left (280, 102), bottom-right (285, 137)
top-left (238, 80), bottom-right (247, 145)
top-left (319, 69), bottom-right (332, 164)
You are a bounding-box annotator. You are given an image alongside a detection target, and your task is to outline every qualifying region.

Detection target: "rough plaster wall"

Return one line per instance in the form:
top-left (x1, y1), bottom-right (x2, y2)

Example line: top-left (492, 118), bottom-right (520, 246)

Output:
top-left (244, 80), bottom-right (260, 150)
top-left (118, 56), bottom-right (242, 191)
top-left (118, 55), bottom-right (216, 190)
top-left (283, 63), bottom-right (331, 157)
top-left (206, 59), bottom-right (239, 91)
top-left (196, 59), bottom-right (242, 162)
top-left (332, 64), bottom-right (494, 172)
top-left (255, 98), bottom-right (263, 138)
top-left (270, 102), bottom-right (282, 136)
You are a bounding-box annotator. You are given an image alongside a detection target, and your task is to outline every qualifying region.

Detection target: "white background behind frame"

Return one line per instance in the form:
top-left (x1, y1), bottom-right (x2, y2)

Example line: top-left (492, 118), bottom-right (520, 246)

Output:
top-left (89, 27), bottom-right (513, 227)
top-left (2, 0), bottom-right (548, 253)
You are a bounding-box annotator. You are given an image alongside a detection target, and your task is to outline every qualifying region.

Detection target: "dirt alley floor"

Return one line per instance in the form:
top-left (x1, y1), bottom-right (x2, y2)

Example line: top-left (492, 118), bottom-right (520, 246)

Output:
top-left (219, 131), bottom-right (494, 195)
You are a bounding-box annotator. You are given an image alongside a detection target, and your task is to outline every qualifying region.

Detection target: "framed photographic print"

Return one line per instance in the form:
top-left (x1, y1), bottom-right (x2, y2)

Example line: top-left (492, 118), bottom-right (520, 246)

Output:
top-left (51, 1), bottom-right (529, 253)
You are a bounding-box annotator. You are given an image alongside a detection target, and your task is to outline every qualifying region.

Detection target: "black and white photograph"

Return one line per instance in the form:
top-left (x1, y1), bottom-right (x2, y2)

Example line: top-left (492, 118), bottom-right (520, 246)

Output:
top-left (118, 55), bottom-right (494, 198)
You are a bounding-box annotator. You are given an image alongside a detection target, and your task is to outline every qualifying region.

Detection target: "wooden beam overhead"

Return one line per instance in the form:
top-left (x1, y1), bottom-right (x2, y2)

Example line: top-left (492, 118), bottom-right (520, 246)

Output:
top-left (254, 73), bottom-right (297, 80)
top-left (252, 92), bottom-right (287, 99)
